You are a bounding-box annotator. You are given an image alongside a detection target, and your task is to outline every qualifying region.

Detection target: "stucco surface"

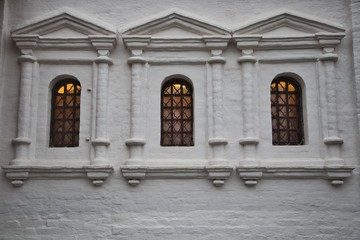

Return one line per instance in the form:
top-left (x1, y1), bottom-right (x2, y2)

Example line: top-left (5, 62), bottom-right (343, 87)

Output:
top-left (0, 0), bottom-right (359, 239)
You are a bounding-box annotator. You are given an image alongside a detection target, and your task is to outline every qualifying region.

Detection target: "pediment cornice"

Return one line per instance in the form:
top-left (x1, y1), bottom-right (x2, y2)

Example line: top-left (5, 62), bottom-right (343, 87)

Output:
top-left (122, 8), bottom-right (231, 51)
top-left (233, 10), bottom-right (345, 50)
top-left (12, 7), bottom-right (117, 51)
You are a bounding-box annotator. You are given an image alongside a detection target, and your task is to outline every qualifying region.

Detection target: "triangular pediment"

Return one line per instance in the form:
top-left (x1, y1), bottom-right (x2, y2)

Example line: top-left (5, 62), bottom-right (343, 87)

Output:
top-left (122, 8), bottom-right (231, 36)
top-left (12, 7), bottom-right (116, 36)
top-left (233, 10), bottom-right (345, 35)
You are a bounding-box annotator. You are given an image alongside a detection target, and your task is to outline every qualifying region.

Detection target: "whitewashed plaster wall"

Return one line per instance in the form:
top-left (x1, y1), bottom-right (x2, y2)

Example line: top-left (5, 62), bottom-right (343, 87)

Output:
top-left (0, 0), bottom-right (359, 239)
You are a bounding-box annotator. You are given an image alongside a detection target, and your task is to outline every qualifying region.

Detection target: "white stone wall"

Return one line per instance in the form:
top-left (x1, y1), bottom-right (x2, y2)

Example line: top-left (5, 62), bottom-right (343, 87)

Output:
top-left (0, 0), bottom-right (359, 239)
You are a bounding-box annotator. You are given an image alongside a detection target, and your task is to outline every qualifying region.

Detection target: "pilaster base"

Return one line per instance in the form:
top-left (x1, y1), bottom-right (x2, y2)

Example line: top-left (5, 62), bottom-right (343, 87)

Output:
top-left (2, 165), bottom-right (113, 187)
top-left (236, 166), bottom-right (354, 186)
top-left (121, 165), bottom-right (233, 186)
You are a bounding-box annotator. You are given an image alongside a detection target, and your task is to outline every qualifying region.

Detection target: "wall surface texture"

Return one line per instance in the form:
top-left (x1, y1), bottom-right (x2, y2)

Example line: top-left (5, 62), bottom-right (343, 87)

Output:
top-left (0, 0), bottom-right (359, 239)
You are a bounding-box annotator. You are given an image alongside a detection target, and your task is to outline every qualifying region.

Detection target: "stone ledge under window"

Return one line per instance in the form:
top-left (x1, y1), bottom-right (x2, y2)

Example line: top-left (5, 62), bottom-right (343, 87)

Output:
top-left (236, 166), bottom-right (354, 186)
top-left (120, 165), bottom-right (233, 187)
top-left (2, 165), bottom-right (113, 187)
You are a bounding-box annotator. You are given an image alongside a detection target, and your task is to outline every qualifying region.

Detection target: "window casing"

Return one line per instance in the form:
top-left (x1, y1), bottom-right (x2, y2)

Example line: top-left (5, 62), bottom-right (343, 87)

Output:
top-left (50, 79), bottom-right (81, 147)
top-left (271, 77), bottom-right (304, 145)
top-left (161, 79), bottom-right (194, 146)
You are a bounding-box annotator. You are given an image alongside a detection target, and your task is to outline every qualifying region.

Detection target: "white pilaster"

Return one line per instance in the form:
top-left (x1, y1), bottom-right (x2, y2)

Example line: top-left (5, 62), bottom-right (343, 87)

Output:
top-left (122, 37), bottom-right (150, 168)
top-left (11, 35), bottom-right (38, 165)
top-left (90, 36), bottom-right (116, 166)
top-left (204, 37), bottom-right (230, 166)
top-left (319, 47), bottom-right (344, 166)
top-left (238, 50), bottom-right (259, 164)
top-left (234, 36), bottom-right (261, 168)
top-left (125, 50), bottom-right (147, 165)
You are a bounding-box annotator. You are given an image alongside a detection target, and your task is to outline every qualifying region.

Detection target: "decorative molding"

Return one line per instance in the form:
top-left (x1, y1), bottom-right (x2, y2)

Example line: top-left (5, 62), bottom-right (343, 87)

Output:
top-left (236, 166), bottom-right (354, 186)
top-left (233, 34), bottom-right (345, 50)
top-left (12, 8), bottom-right (117, 50)
top-left (12, 7), bottom-right (116, 36)
top-left (233, 11), bottom-right (345, 50)
top-left (122, 9), bottom-right (231, 51)
top-left (2, 165), bottom-right (114, 187)
top-left (147, 57), bottom-right (208, 65)
top-left (36, 57), bottom-right (94, 64)
top-left (120, 166), bottom-right (233, 186)
top-left (121, 8), bottom-right (231, 36)
top-left (233, 9), bottom-right (345, 35)
top-left (258, 55), bottom-right (318, 63)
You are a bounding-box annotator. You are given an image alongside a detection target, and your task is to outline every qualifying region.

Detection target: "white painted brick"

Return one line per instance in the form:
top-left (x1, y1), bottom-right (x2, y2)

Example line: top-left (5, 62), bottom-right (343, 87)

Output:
top-left (0, 0), bottom-right (359, 240)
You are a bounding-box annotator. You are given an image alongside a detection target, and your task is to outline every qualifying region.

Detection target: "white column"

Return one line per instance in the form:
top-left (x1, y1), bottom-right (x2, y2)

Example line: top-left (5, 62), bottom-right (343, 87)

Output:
top-left (89, 36), bottom-right (116, 166)
top-left (125, 49), bottom-right (146, 165)
top-left (319, 47), bottom-right (344, 165)
top-left (208, 50), bottom-right (228, 166)
top-left (238, 49), bottom-right (259, 164)
top-left (12, 53), bottom-right (36, 165)
top-left (91, 55), bottom-right (112, 165)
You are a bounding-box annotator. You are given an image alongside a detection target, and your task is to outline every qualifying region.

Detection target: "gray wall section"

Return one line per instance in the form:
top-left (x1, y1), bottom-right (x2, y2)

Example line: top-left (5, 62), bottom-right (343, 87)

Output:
top-left (0, 0), bottom-right (6, 115)
top-left (351, 0), bottom-right (360, 128)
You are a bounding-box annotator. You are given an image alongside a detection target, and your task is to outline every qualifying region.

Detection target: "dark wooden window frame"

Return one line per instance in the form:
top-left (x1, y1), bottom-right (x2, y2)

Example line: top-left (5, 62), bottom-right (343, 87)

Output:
top-left (161, 79), bottom-right (194, 146)
top-left (50, 79), bottom-right (81, 147)
top-left (271, 77), bottom-right (304, 145)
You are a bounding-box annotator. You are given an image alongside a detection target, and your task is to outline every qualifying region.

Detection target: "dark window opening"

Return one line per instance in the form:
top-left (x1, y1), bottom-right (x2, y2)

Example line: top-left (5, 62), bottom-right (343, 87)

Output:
top-left (161, 79), bottom-right (194, 146)
top-left (50, 79), bottom-right (81, 147)
top-left (271, 77), bottom-right (304, 145)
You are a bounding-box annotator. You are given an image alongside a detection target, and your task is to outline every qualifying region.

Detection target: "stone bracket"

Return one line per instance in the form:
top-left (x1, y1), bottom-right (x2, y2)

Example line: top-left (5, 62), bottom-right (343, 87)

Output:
top-left (2, 165), bottom-right (113, 187)
top-left (236, 166), bottom-right (354, 186)
top-left (121, 165), bottom-right (233, 187)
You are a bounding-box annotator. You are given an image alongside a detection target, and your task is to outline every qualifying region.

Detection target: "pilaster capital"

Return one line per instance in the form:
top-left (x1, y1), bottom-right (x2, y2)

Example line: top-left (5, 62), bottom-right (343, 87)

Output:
top-left (122, 35), bottom-right (151, 50)
top-left (233, 35), bottom-right (262, 50)
top-left (12, 34), bottom-right (39, 54)
top-left (319, 48), bottom-right (338, 62)
top-left (315, 33), bottom-right (345, 48)
top-left (128, 56), bottom-right (147, 64)
top-left (18, 55), bottom-right (36, 63)
top-left (89, 35), bottom-right (117, 56)
top-left (203, 35), bottom-right (231, 50)
top-left (208, 55), bottom-right (226, 64)
top-left (238, 49), bottom-right (257, 63)
top-left (94, 55), bottom-right (113, 65)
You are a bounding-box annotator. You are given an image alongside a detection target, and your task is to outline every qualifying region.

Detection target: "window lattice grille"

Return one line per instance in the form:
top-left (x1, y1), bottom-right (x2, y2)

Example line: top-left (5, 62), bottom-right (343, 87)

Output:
top-left (161, 79), bottom-right (194, 146)
top-left (50, 79), bottom-right (81, 147)
top-left (271, 77), bottom-right (304, 145)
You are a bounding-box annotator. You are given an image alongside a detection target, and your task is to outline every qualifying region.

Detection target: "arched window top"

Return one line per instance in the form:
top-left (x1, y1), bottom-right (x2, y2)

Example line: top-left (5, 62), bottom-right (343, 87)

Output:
top-left (161, 78), bottom-right (194, 146)
top-left (271, 77), bottom-right (301, 92)
top-left (162, 78), bottom-right (193, 94)
top-left (50, 78), bottom-right (81, 147)
top-left (271, 76), bottom-right (304, 145)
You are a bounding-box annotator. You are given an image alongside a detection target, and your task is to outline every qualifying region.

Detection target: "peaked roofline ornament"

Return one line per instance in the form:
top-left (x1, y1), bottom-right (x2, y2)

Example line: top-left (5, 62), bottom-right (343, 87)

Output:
top-left (121, 8), bottom-right (231, 36)
top-left (233, 9), bottom-right (345, 35)
top-left (11, 7), bottom-right (117, 51)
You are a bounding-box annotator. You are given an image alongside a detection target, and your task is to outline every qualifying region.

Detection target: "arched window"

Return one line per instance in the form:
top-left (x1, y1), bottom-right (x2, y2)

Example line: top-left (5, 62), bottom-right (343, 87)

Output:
top-left (271, 76), bottom-right (304, 145)
top-left (50, 79), bottom-right (81, 147)
top-left (161, 79), bottom-right (194, 146)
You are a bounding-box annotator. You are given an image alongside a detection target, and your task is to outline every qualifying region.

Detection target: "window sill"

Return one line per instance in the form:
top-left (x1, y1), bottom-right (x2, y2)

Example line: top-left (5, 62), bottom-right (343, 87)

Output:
top-left (236, 166), bottom-right (354, 186)
top-left (2, 165), bottom-right (113, 187)
top-left (120, 165), bottom-right (233, 186)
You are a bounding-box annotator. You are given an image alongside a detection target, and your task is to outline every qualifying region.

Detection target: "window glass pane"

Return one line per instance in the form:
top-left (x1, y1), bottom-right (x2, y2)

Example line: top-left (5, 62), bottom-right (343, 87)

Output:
top-left (161, 79), bottom-right (194, 146)
top-left (50, 79), bottom-right (81, 147)
top-left (271, 77), bottom-right (303, 145)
